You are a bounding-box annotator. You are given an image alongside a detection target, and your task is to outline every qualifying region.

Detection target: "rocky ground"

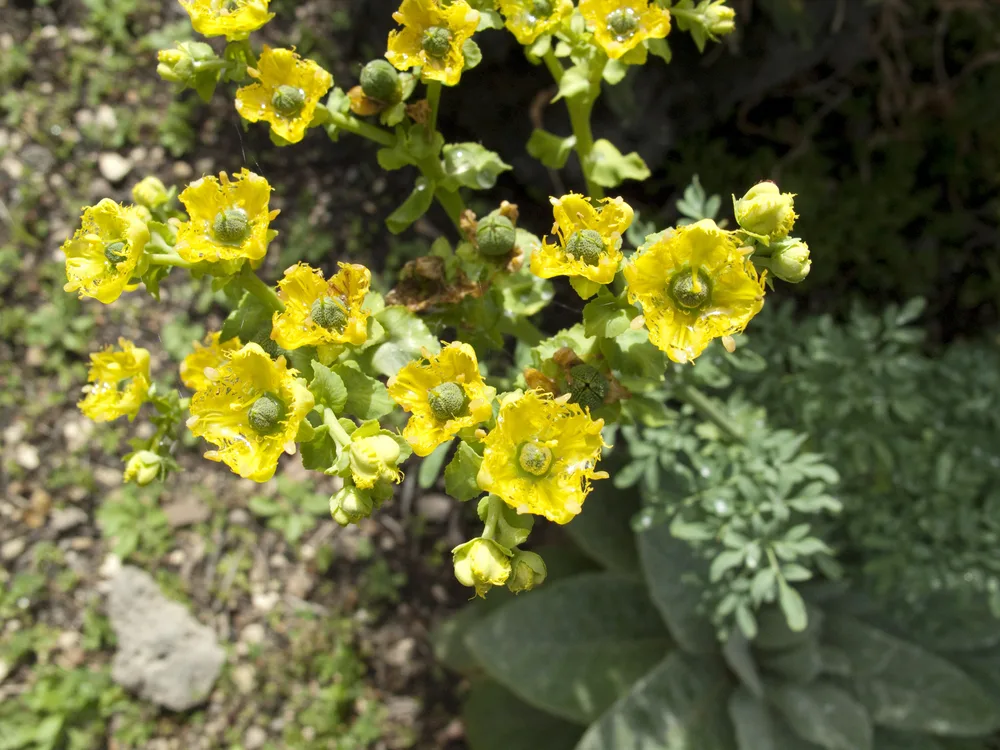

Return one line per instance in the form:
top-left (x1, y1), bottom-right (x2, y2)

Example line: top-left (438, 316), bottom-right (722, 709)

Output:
top-left (0, 0), bottom-right (477, 747)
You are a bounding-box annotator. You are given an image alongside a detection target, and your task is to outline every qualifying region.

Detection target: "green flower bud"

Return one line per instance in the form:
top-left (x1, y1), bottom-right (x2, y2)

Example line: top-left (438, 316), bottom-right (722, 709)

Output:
top-left (156, 41), bottom-right (216, 84)
top-left (568, 364), bottom-right (608, 410)
top-left (476, 213), bottom-right (517, 257)
top-left (768, 237), bottom-right (811, 284)
top-left (704, 3), bottom-right (736, 36)
top-left (734, 181), bottom-right (796, 241)
top-left (132, 176), bottom-right (170, 209)
top-left (212, 207), bottom-right (251, 245)
top-left (310, 296), bottom-right (348, 330)
top-left (360, 59), bottom-right (402, 104)
top-left (507, 550), bottom-right (547, 594)
top-left (330, 484), bottom-right (375, 527)
top-left (271, 85), bottom-right (306, 117)
top-left (123, 450), bottom-right (164, 486)
top-left (247, 393), bottom-right (286, 435)
top-left (452, 538), bottom-right (511, 597)
top-left (422, 26), bottom-right (454, 59)
top-left (566, 229), bottom-right (605, 266)
top-left (349, 434), bottom-right (402, 489)
top-left (427, 381), bottom-right (468, 421)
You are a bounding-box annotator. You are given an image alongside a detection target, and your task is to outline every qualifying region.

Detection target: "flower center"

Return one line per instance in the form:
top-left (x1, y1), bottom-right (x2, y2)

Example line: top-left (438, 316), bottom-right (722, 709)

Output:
top-left (427, 381), bottom-right (468, 421)
top-left (531, 0), bottom-right (554, 17)
top-left (271, 85), bottom-right (306, 117)
top-left (668, 268), bottom-right (713, 310)
top-left (310, 296), bottom-right (348, 330)
top-left (607, 8), bottom-right (639, 38)
top-left (104, 241), bottom-right (128, 265)
top-left (247, 393), bottom-right (286, 435)
top-left (565, 229), bottom-right (605, 266)
top-left (422, 26), bottom-right (454, 59)
top-left (518, 442), bottom-right (553, 477)
top-left (212, 207), bottom-right (251, 245)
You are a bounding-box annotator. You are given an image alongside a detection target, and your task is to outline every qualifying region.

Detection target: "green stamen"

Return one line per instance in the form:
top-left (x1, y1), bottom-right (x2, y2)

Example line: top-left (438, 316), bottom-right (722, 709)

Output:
top-left (669, 268), bottom-right (713, 310)
top-left (271, 85), bottom-right (306, 117)
top-left (427, 381), bottom-right (468, 421)
top-left (518, 442), bottom-right (553, 477)
top-left (310, 296), bottom-right (348, 331)
top-left (566, 229), bottom-right (605, 266)
top-left (212, 207), bottom-right (251, 245)
top-left (247, 393), bottom-right (286, 435)
top-left (422, 26), bottom-right (453, 59)
top-left (607, 8), bottom-right (639, 37)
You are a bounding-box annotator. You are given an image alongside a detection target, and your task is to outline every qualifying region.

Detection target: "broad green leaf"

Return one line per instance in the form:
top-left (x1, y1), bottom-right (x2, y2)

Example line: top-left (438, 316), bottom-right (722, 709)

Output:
top-left (582, 290), bottom-right (638, 339)
top-left (757, 639), bottom-right (823, 684)
top-left (589, 139), bottom-right (651, 188)
top-left (464, 679), bottom-right (582, 750)
top-left (564, 478), bottom-right (640, 573)
top-left (873, 729), bottom-right (947, 750)
top-left (637, 521), bottom-right (717, 654)
top-left (526, 129), bottom-right (577, 169)
top-left (309, 362), bottom-right (347, 413)
top-left (220, 291), bottom-right (272, 344)
top-left (330, 362), bottom-right (393, 420)
top-left (475, 8), bottom-right (504, 30)
top-left (300, 424), bottom-right (335, 472)
top-left (466, 572), bottom-right (671, 724)
top-left (754, 603), bottom-right (823, 651)
top-left (386, 177), bottom-right (436, 234)
top-left (552, 65), bottom-right (590, 101)
top-left (574, 653), bottom-right (736, 750)
top-left (434, 596), bottom-right (511, 675)
top-left (442, 142), bottom-right (512, 190)
top-left (723, 631), bottom-right (764, 698)
top-left (462, 38), bottom-right (482, 70)
top-left (729, 688), bottom-right (777, 750)
top-left (418, 440), bottom-right (452, 489)
top-left (497, 264), bottom-right (554, 317)
top-left (824, 614), bottom-right (1000, 735)
top-left (768, 680), bottom-right (872, 750)
top-left (444, 442), bottom-right (483, 502)
top-left (778, 578), bottom-right (808, 632)
top-left (367, 305), bottom-right (439, 378)
top-left (602, 58), bottom-right (629, 85)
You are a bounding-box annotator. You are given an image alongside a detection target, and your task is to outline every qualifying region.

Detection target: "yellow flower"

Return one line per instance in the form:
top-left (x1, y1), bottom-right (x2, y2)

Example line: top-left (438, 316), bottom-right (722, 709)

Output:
top-left (180, 332), bottom-right (240, 392)
top-left (477, 390), bottom-right (607, 525)
top-left (388, 342), bottom-right (496, 457)
top-left (498, 0), bottom-right (574, 45)
top-left (179, 0), bottom-right (274, 41)
top-left (386, 0), bottom-right (480, 87)
top-left (271, 262), bottom-right (372, 353)
top-left (530, 193), bottom-right (633, 295)
top-left (187, 343), bottom-right (314, 482)
top-left (579, 0), bottom-right (671, 60)
top-left (623, 219), bottom-right (766, 364)
top-left (174, 169), bottom-right (279, 265)
top-left (62, 199), bottom-right (149, 304)
top-left (78, 338), bottom-right (151, 422)
top-left (235, 47), bottom-right (333, 145)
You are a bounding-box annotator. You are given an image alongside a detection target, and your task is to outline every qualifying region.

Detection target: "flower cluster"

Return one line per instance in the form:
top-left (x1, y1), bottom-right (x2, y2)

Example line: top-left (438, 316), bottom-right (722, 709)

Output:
top-left (65, 0), bottom-right (814, 601)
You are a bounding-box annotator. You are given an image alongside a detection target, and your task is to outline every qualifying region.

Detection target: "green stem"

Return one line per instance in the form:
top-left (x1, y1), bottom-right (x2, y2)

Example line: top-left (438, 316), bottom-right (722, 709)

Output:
top-left (481, 494), bottom-right (502, 540)
top-left (323, 408), bottom-right (353, 448)
top-left (326, 111), bottom-right (396, 147)
top-left (433, 185), bottom-right (466, 231)
top-left (146, 252), bottom-right (192, 269)
top-left (426, 80), bottom-right (442, 134)
top-left (676, 383), bottom-right (745, 443)
top-left (238, 265), bottom-right (285, 313)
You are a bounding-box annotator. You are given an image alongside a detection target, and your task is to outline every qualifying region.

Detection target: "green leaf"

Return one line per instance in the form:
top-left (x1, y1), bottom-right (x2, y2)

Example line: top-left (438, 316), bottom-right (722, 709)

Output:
top-left (589, 139), bottom-right (651, 188)
top-left (824, 614), bottom-right (1000, 735)
top-left (729, 688), bottom-right (778, 750)
top-left (526, 129), bottom-right (577, 169)
top-left (757, 639), bottom-right (823, 684)
top-left (419, 440), bottom-right (452, 489)
top-left (248, 496), bottom-right (282, 517)
top-left (462, 38), bottom-right (482, 70)
top-left (602, 58), bottom-right (629, 85)
top-left (768, 680), bottom-right (872, 750)
top-left (330, 362), bottom-right (393, 420)
top-left (574, 653), bottom-right (737, 750)
top-left (778, 578), bottom-right (808, 632)
top-left (300, 424), bottom-right (336, 472)
top-left (754, 603), bottom-right (823, 651)
top-left (647, 37), bottom-right (672, 62)
top-left (442, 142), bottom-right (512, 190)
top-left (363, 305), bottom-right (439, 378)
top-left (465, 572), bottom-right (671, 724)
top-left (582, 289), bottom-right (638, 339)
top-left (386, 177), bottom-right (436, 234)
top-left (637, 521), bottom-right (717, 654)
top-left (475, 8), bottom-right (504, 30)
top-left (444, 442), bottom-right (483, 502)
top-left (873, 729), bottom-right (948, 750)
top-left (723, 630), bottom-right (764, 698)
top-left (309, 362), bottom-right (347, 413)
top-left (564, 477), bottom-right (640, 573)
top-left (463, 679), bottom-right (582, 750)
top-left (552, 64), bottom-right (590, 101)
top-left (220, 291), bottom-right (272, 344)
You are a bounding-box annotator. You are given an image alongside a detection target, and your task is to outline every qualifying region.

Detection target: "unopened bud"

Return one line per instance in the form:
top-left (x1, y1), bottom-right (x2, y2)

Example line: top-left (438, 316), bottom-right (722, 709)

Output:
top-left (348, 434), bottom-right (402, 489)
top-left (330, 484), bottom-right (375, 526)
top-left (123, 450), bottom-right (164, 486)
top-left (360, 59), bottom-right (402, 105)
top-left (452, 538), bottom-right (511, 597)
top-left (734, 181), bottom-right (796, 242)
top-left (506, 550), bottom-right (547, 594)
top-left (156, 41), bottom-right (215, 84)
top-left (132, 176), bottom-right (170, 209)
top-left (476, 212), bottom-right (517, 257)
top-left (768, 237), bottom-right (811, 283)
top-left (704, 3), bottom-right (736, 36)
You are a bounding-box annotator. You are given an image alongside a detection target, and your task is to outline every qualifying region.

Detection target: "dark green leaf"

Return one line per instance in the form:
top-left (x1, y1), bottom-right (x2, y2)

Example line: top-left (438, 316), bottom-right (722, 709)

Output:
top-left (874, 729), bottom-right (947, 750)
top-left (442, 142), bottom-right (511, 190)
top-left (589, 139), bottom-right (651, 188)
top-left (330, 362), bottom-right (393, 420)
top-left (564, 478), bottom-right (640, 573)
top-left (466, 573), bottom-right (670, 724)
top-left (419, 440), bottom-right (452, 489)
top-left (638, 521), bottom-right (717, 654)
top-left (386, 177), bottom-right (436, 234)
top-left (729, 688), bottom-right (777, 750)
top-left (582, 290), bottom-right (638, 339)
top-left (768, 680), bottom-right (872, 750)
top-left (757, 639), bottom-right (823, 684)
top-left (220, 291), bottom-right (272, 344)
top-left (754, 604), bottom-right (823, 651)
top-left (367, 305), bottom-right (439, 378)
top-left (444, 442), bottom-right (483, 502)
top-left (724, 631), bottom-right (764, 698)
top-left (309, 362), bottom-right (347, 413)
top-left (526, 129), bottom-right (577, 169)
top-left (575, 653), bottom-right (736, 750)
top-left (464, 679), bottom-right (581, 750)
top-left (552, 65), bottom-right (589, 101)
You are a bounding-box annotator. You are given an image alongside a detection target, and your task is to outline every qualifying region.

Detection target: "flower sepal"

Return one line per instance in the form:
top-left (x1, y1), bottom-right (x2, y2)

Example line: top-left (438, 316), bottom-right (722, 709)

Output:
top-left (452, 537), bottom-right (512, 598)
top-left (507, 550), bottom-right (547, 594)
top-left (329, 482), bottom-right (376, 527)
top-left (477, 494), bottom-right (534, 549)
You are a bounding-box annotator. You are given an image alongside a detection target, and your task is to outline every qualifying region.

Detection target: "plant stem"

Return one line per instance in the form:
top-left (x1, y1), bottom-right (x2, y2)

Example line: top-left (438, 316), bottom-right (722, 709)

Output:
top-left (433, 185), bottom-right (466, 231)
top-left (323, 408), bottom-right (353, 448)
top-left (426, 80), bottom-right (442, 134)
top-left (481, 494), bottom-right (502, 540)
top-left (146, 252), bottom-right (192, 269)
top-left (326, 111), bottom-right (396, 147)
top-left (676, 383), bottom-right (745, 443)
top-left (238, 265), bottom-right (285, 313)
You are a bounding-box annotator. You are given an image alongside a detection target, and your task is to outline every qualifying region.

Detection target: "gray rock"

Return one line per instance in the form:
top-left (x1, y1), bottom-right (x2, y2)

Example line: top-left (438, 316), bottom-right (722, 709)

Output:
top-left (416, 492), bottom-right (453, 523)
top-left (107, 566), bottom-right (225, 711)
top-left (98, 152), bottom-right (132, 182)
top-left (50, 506), bottom-right (89, 534)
